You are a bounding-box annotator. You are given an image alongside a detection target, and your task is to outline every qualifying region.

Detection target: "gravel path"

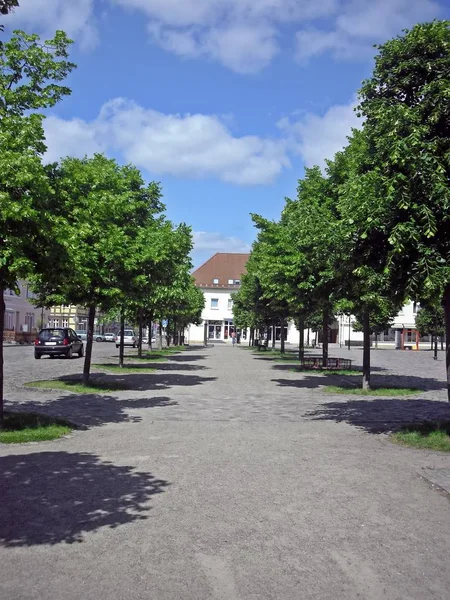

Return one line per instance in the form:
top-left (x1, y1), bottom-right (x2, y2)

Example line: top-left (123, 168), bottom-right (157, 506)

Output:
top-left (1, 343), bottom-right (450, 600)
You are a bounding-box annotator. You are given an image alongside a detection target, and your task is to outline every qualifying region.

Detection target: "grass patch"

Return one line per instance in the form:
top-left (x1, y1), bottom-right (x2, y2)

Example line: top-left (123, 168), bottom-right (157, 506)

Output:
top-left (92, 363), bottom-right (156, 374)
top-left (0, 412), bottom-right (74, 444)
top-left (290, 368), bottom-right (360, 376)
top-left (393, 422), bottom-right (450, 452)
top-left (324, 385), bottom-right (421, 396)
top-left (25, 379), bottom-right (127, 393)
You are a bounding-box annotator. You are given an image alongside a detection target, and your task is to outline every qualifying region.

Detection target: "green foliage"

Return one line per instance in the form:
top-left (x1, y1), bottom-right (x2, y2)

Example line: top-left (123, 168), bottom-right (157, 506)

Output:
top-left (415, 304), bottom-right (445, 337)
top-left (0, 30), bottom-right (75, 290)
top-left (357, 20), bottom-right (450, 302)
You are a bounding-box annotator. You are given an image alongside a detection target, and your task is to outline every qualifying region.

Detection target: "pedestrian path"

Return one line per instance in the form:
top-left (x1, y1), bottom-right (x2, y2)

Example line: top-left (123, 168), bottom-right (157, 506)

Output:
top-left (1, 344), bottom-right (450, 600)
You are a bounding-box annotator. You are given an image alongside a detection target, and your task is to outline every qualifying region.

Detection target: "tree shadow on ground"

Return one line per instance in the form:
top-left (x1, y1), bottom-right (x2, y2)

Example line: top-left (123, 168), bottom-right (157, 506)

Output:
top-left (97, 362), bottom-right (208, 372)
top-left (271, 364), bottom-right (385, 373)
top-left (305, 398), bottom-right (450, 434)
top-left (167, 354), bottom-right (207, 362)
top-left (7, 395), bottom-right (177, 428)
top-left (272, 373), bottom-right (446, 391)
top-left (0, 452), bottom-right (169, 547)
top-left (58, 372), bottom-right (216, 392)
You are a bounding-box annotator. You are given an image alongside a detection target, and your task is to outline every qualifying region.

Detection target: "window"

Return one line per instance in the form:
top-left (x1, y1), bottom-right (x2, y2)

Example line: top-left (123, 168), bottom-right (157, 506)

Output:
top-left (24, 313), bottom-right (34, 331)
top-left (211, 298), bottom-right (219, 309)
top-left (228, 298), bottom-right (233, 310)
top-left (228, 279), bottom-right (234, 285)
top-left (234, 279), bottom-right (240, 285)
top-left (213, 278), bottom-right (219, 285)
top-left (52, 319), bottom-right (60, 327)
top-left (62, 319), bottom-right (69, 328)
top-left (5, 311), bottom-right (14, 330)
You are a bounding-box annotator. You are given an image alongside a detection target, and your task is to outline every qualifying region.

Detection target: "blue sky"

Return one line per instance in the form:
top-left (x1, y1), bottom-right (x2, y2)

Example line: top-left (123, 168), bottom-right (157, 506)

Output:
top-left (5, 0), bottom-right (449, 267)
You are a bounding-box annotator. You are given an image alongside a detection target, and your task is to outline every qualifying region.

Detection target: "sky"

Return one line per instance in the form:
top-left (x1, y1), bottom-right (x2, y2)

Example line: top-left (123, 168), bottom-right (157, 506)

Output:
top-left (4, 0), bottom-right (449, 268)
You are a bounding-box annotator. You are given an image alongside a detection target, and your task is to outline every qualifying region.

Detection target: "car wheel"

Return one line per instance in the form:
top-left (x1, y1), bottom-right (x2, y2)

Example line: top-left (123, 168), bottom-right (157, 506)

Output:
top-left (34, 352), bottom-right (41, 359)
top-left (78, 345), bottom-right (84, 358)
top-left (96, 336), bottom-right (102, 342)
top-left (133, 344), bottom-right (136, 348)
top-left (66, 347), bottom-right (73, 359)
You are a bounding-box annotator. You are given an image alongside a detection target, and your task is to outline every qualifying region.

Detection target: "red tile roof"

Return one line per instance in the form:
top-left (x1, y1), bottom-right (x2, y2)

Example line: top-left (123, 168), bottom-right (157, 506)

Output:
top-left (193, 253), bottom-right (250, 288)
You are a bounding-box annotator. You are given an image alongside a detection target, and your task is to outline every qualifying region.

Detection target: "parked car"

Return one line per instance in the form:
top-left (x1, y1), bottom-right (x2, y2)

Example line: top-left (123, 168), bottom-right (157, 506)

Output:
top-left (104, 333), bottom-right (115, 342)
top-left (75, 330), bottom-right (87, 341)
top-left (94, 333), bottom-right (106, 342)
top-left (34, 328), bottom-right (84, 359)
top-left (115, 330), bottom-right (137, 348)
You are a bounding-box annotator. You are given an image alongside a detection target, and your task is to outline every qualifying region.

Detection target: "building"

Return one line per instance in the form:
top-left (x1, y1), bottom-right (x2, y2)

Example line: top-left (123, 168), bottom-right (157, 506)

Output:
top-left (3, 282), bottom-right (50, 343)
top-left (188, 253), bottom-right (249, 343)
top-left (49, 305), bottom-right (90, 332)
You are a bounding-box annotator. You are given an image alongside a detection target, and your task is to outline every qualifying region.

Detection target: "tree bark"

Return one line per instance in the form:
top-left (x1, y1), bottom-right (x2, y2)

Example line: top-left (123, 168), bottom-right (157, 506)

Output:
top-left (280, 319), bottom-right (286, 354)
top-left (159, 321), bottom-right (164, 350)
top-left (138, 309), bottom-right (143, 359)
top-left (298, 315), bottom-right (305, 361)
top-left (443, 284), bottom-right (450, 401)
top-left (434, 334), bottom-right (438, 360)
top-left (272, 319), bottom-right (276, 349)
top-left (119, 311), bottom-right (125, 368)
top-left (82, 305), bottom-right (96, 386)
top-left (0, 287), bottom-right (5, 427)
top-left (362, 306), bottom-right (371, 390)
top-left (322, 306), bottom-right (329, 368)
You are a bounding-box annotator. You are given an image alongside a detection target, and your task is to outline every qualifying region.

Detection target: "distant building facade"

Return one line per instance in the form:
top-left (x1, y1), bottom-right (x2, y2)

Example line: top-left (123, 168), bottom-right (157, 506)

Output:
top-left (3, 282), bottom-right (50, 343)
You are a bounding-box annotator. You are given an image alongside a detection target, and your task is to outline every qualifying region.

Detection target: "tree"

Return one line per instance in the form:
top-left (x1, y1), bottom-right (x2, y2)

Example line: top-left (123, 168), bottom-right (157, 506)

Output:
top-left (0, 1), bottom-right (18, 32)
top-left (356, 20), bottom-right (450, 398)
top-left (33, 154), bottom-right (169, 383)
top-left (0, 30), bottom-right (74, 424)
top-left (415, 304), bottom-right (445, 360)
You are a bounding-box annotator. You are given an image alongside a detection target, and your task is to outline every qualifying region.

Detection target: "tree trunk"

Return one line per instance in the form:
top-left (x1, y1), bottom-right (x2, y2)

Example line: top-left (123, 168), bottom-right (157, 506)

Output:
top-left (306, 328), bottom-right (310, 346)
top-left (119, 311), bottom-right (125, 368)
top-left (298, 316), bottom-right (304, 361)
top-left (347, 316), bottom-right (351, 350)
top-left (431, 334), bottom-right (434, 351)
top-left (82, 305), bottom-right (96, 386)
top-left (148, 321), bottom-right (153, 351)
top-left (434, 334), bottom-right (438, 360)
top-left (0, 287), bottom-right (5, 427)
top-left (249, 328), bottom-right (253, 347)
top-left (159, 321), bottom-right (164, 350)
top-left (173, 318), bottom-right (178, 346)
top-left (443, 284), bottom-right (450, 401)
top-left (272, 319), bottom-right (276, 349)
top-left (362, 306), bottom-right (371, 390)
top-left (280, 319), bottom-right (286, 354)
top-left (138, 309), bottom-right (143, 359)
top-left (322, 306), bottom-right (329, 368)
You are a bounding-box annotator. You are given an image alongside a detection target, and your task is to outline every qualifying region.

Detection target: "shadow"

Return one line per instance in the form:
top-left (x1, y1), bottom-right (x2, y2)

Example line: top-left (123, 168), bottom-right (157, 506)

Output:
top-left (55, 372), bottom-right (216, 393)
top-left (97, 362), bottom-right (208, 372)
top-left (305, 398), bottom-right (450, 434)
top-left (272, 373), bottom-right (446, 391)
top-left (92, 373), bottom-right (216, 392)
top-left (0, 452), bottom-right (169, 546)
top-left (167, 354), bottom-right (207, 362)
top-left (7, 395), bottom-right (177, 428)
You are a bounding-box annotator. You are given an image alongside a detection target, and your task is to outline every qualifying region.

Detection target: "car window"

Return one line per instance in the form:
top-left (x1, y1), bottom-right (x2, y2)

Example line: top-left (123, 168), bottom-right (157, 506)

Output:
top-left (124, 330), bottom-right (135, 336)
top-left (39, 329), bottom-right (64, 340)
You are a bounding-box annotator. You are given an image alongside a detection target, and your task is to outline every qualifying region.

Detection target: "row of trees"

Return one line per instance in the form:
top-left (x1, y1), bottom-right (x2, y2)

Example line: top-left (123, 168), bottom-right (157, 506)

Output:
top-left (0, 29), bottom-right (204, 424)
top-left (233, 20), bottom-right (450, 399)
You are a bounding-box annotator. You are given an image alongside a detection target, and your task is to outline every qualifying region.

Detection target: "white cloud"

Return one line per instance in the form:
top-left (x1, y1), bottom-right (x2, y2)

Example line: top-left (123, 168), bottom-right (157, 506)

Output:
top-left (193, 231), bottom-right (251, 254)
top-left (296, 0), bottom-right (442, 62)
top-left (43, 98), bottom-right (290, 185)
top-left (279, 98), bottom-right (362, 169)
top-left (5, 0), bottom-right (97, 50)
top-left (109, 0), bottom-right (339, 72)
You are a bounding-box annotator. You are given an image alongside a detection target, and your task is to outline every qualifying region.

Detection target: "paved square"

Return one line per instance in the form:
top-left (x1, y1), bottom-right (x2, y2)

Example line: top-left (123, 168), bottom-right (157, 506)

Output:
top-left (1, 343), bottom-right (450, 599)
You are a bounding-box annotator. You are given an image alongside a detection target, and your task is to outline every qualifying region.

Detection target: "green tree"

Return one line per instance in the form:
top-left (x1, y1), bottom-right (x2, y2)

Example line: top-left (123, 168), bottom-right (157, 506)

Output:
top-left (0, 30), bottom-right (74, 424)
top-left (33, 154), bottom-right (169, 383)
top-left (1, 1), bottom-right (18, 32)
top-left (415, 303), bottom-right (445, 360)
top-left (356, 20), bottom-right (450, 397)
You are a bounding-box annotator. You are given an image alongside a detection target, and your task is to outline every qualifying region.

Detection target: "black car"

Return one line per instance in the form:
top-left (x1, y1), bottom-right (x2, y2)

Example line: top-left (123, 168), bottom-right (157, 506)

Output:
top-left (34, 328), bottom-right (84, 359)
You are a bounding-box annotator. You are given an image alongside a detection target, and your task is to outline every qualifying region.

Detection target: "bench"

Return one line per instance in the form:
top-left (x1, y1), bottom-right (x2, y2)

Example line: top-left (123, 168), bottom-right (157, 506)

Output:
top-left (300, 356), bottom-right (352, 370)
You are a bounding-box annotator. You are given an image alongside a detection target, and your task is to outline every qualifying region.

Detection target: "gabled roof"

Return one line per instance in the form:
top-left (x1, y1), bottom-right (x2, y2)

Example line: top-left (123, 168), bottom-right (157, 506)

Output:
top-left (193, 253), bottom-right (250, 288)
